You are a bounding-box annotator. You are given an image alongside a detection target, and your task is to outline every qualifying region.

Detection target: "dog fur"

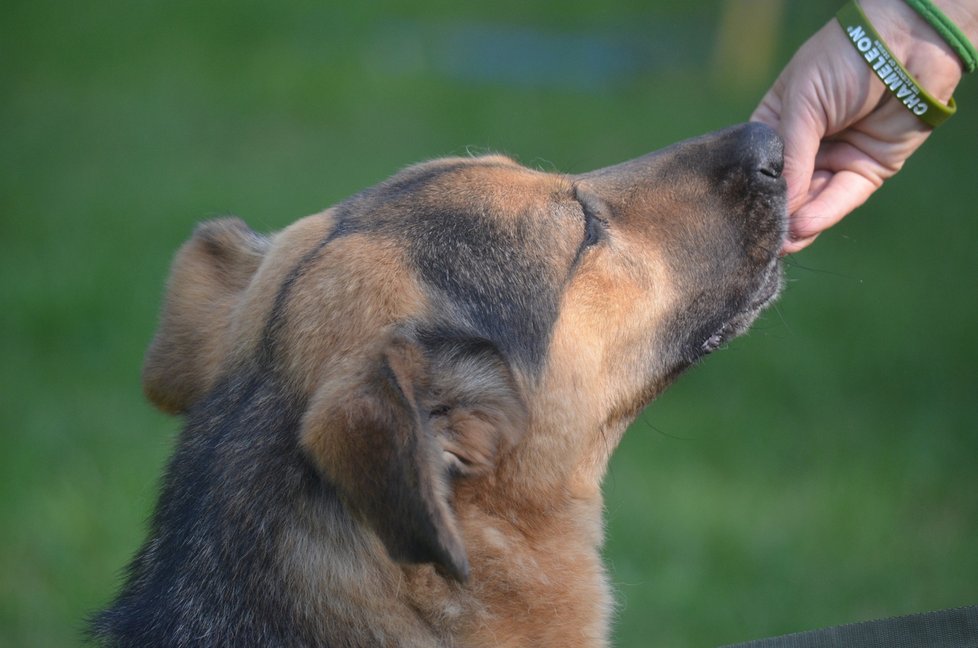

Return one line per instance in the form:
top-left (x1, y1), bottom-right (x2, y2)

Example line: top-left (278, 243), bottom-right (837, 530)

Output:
top-left (92, 122), bottom-right (786, 647)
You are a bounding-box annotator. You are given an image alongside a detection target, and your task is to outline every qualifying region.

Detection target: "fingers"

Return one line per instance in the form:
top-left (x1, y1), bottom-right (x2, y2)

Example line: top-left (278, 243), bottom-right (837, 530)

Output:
top-left (782, 123), bottom-right (925, 253)
top-left (782, 168), bottom-right (879, 253)
top-left (782, 233), bottom-right (818, 254)
top-left (777, 100), bottom-right (826, 215)
top-left (752, 78), bottom-right (829, 217)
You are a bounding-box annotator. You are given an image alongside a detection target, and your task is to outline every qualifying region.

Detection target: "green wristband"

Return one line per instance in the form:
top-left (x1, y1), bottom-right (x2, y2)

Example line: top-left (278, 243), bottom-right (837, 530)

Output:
top-left (903, 0), bottom-right (978, 73)
top-left (837, 0), bottom-right (957, 127)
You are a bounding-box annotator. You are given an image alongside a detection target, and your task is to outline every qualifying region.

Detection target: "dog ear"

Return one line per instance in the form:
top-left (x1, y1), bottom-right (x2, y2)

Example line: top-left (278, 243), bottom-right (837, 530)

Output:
top-left (423, 336), bottom-right (527, 477)
top-left (143, 218), bottom-right (269, 414)
top-left (300, 332), bottom-right (526, 582)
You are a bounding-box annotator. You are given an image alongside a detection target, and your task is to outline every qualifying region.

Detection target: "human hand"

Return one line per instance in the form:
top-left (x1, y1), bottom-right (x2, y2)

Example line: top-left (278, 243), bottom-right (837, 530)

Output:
top-left (752, 0), bottom-right (973, 253)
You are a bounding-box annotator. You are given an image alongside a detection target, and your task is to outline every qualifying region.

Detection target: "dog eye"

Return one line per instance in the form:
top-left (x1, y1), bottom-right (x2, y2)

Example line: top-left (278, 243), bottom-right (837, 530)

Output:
top-left (574, 190), bottom-right (607, 248)
top-left (583, 208), bottom-right (604, 247)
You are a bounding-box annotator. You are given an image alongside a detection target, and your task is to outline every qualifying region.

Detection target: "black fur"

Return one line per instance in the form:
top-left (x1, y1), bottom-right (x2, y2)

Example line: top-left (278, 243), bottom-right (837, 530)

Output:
top-left (89, 370), bottom-right (340, 647)
top-left (406, 205), bottom-right (560, 372)
top-left (323, 161), bottom-right (565, 374)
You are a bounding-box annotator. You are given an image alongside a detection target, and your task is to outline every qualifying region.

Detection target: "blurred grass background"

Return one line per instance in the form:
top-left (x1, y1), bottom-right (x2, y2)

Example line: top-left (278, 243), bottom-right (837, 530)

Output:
top-left (2, 0), bottom-right (976, 645)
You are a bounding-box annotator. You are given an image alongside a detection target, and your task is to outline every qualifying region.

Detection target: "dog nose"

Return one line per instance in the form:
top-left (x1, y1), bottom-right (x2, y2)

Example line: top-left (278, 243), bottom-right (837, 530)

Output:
top-left (740, 122), bottom-right (784, 179)
top-left (739, 122), bottom-right (784, 180)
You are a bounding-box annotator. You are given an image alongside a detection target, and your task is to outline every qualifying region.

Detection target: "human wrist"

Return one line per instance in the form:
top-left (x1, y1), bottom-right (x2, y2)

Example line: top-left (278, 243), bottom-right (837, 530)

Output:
top-left (906, 0), bottom-right (978, 71)
top-left (929, 0), bottom-right (978, 48)
top-left (858, 0), bottom-right (966, 101)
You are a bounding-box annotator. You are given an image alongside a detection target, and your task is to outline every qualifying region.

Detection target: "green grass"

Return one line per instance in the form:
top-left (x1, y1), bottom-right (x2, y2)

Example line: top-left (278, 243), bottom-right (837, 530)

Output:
top-left (2, 1), bottom-right (976, 645)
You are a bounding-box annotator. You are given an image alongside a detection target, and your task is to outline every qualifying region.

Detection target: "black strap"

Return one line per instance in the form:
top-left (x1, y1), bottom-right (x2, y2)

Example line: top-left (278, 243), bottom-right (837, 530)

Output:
top-left (720, 605), bottom-right (978, 648)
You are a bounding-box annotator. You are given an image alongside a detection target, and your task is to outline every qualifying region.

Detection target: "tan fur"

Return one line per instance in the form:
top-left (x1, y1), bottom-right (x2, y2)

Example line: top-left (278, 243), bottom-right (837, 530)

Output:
top-left (142, 218), bottom-right (269, 413)
top-left (109, 125), bottom-right (785, 647)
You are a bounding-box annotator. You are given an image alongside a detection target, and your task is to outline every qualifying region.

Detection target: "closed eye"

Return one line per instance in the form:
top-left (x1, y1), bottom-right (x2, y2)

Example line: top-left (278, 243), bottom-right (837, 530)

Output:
top-left (573, 186), bottom-right (608, 249)
top-left (567, 186), bottom-right (608, 273)
top-left (583, 204), bottom-right (604, 247)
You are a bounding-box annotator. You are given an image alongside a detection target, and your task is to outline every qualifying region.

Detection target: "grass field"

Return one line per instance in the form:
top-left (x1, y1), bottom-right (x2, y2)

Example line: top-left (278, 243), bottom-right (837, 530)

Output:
top-left (2, 1), bottom-right (976, 645)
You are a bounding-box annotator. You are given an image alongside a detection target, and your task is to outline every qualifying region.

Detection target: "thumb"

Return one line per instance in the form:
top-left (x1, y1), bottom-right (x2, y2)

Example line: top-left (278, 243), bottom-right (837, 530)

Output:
top-left (775, 101), bottom-right (825, 217)
top-left (752, 85), bottom-right (833, 253)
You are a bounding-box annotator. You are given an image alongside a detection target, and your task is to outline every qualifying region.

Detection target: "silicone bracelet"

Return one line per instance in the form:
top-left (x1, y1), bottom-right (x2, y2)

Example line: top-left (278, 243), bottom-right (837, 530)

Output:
top-left (837, 1), bottom-right (957, 127)
top-left (904, 0), bottom-right (978, 73)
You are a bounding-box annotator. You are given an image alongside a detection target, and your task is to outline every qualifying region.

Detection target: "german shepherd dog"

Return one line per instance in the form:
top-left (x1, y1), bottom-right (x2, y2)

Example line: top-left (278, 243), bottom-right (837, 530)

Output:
top-left (91, 123), bottom-right (785, 647)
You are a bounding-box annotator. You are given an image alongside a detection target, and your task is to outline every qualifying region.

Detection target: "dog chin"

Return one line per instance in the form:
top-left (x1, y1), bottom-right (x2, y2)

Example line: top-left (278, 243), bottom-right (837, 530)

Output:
top-left (699, 259), bottom-right (783, 355)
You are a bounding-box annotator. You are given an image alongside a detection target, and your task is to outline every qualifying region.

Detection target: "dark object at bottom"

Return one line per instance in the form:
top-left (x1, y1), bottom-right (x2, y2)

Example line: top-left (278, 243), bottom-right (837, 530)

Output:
top-left (721, 605), bottom-right (978, 648)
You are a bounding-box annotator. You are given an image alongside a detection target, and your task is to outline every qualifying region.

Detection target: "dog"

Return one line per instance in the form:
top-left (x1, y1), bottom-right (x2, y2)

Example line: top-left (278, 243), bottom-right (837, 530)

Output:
top-left (91, 122), bottom-right (786, 647)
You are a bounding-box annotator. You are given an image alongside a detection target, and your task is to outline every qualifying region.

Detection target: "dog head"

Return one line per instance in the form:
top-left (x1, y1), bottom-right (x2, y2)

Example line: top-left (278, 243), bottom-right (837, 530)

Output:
top-left (141, 122), bottom-right (785, 582)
